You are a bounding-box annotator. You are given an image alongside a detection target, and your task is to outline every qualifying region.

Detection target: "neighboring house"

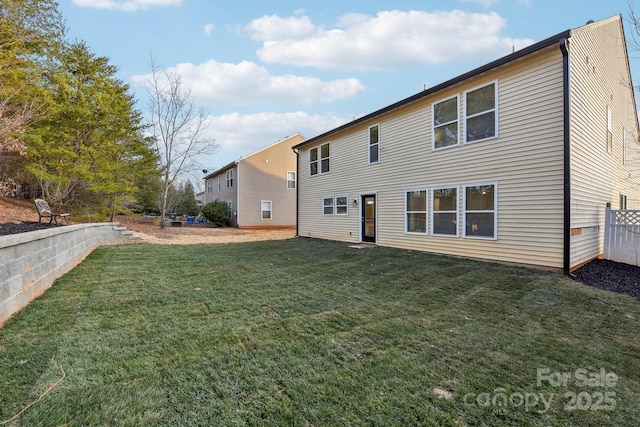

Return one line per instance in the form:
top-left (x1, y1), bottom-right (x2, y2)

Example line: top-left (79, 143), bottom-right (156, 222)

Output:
top-left (293, 15), bottom-right (640, 273)
top-left (195, 191), bottom-right (204, 208)
top-left (204, 133), bottom-right (304, 227)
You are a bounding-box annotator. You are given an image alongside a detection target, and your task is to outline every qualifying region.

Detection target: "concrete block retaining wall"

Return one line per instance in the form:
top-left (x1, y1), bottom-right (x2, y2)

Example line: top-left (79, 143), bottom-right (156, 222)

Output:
top-left (0, 223), bottom-right (136, 327)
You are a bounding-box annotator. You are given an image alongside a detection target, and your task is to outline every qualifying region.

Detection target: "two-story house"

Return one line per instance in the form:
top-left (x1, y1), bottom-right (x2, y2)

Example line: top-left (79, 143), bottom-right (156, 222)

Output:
top-left (293, 15), bottom-right (640, 273)
top-left (204, 133), bottom-right (304, 227)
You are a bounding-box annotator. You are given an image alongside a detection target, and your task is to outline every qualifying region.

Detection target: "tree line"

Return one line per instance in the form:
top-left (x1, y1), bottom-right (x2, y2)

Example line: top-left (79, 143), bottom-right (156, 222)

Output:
top-left (0, 0), bottom-right (216, 223)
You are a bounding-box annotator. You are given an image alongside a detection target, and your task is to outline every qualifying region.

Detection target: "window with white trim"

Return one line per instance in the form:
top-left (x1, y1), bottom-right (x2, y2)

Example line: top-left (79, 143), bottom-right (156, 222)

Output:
top-left (405, 190), bottom-right (427, 234)
top-left (226, 169), bottom-right (233, 188)
top-left (310, 143), bottom-right (330, 175)
top-left (226, 201), bottom-right (232, 220)
top-left (261, 200), bottom-right (272, 219)
top-left (369, 124), bottom-right (380, 164)
top-left (464, 184), bottom-right (497, 239)
top-left (433, 96), bottom-right (459, 149)
top-left (432, 187), bottom-right (458, 236)
top-left (206, 180), bottom-right (212, 194)
top-left (287, 171), bottom-right (296, 189)
top-left (323, 197), bottom-right (334, 215)
top-left (336, 196), bottom-right (348, 215)
top-left (465, 82), bottom-right (497, 143)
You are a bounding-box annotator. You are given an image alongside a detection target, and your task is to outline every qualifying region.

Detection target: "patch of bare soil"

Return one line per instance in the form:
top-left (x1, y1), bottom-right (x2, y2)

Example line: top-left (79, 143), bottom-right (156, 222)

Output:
top-left (118, 215), bottom-right (296, 244)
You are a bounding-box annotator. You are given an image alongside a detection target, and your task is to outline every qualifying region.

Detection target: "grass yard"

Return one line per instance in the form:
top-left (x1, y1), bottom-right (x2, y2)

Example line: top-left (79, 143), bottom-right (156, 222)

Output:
top-left (1, 238), bottom-right (639, 426)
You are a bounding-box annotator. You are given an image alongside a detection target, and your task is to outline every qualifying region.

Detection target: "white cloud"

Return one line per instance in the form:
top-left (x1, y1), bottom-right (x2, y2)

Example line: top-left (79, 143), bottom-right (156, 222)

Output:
top-left (204, 23), bottom-right (215, 36)
top-left (203, 111), bottom-right (349, 155)
top-left (71, 0), bottom-right (180, 12)
top-left (246, 15), bottom-right (318, 42)
top-left (246, 10), bottom-right (535, 71)
top-left (132, 60), bottom-right (365, 105)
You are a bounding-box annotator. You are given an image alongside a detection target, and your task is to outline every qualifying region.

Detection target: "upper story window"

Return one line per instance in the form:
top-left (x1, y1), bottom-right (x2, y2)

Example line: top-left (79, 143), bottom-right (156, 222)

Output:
top-left (287, 171), bottom-right (296, 189)
top-left (226, 169), bottom-right (233, 188)
top-left (465, 82), bottom-right (497, 143)
top-left (369, 124), bottom-right (380, 164)
top-left (433, 96), bottom-right (459, 150)
top-left (464, 183), bottom-right (497, 239)
top-left (310, 143), bottom-right (330, 176)
top-left (206, 180), bottom-right (212, 194)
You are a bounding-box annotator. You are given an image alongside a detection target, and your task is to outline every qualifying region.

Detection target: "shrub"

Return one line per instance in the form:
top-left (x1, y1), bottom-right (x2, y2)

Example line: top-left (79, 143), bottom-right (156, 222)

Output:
top-left (201, 200), bottom-right (229, 226)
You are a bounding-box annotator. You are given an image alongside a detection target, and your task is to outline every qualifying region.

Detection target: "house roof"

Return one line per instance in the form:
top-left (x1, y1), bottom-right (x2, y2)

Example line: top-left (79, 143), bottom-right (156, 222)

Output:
top-left (204, 132), bottom-right (305, 179)
top-left (292, 27), bottom-right (575, 150)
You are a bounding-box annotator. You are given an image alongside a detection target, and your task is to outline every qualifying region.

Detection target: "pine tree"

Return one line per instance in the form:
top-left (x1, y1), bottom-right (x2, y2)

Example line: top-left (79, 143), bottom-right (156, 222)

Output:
top-left (27, 42), bottom-right (159, 217)
top-left (0, 0), bottom-right (65, 195)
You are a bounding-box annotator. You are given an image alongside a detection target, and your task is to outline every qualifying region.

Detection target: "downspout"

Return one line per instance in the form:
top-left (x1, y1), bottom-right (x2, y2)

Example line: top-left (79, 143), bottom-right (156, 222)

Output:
top-left (560, 37), bottom-right (571, 275)
top-left (293, 148), bottom-right (299, 237)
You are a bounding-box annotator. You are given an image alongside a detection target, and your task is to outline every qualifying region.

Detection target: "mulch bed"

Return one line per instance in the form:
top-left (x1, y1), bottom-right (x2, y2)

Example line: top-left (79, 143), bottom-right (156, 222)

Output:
top-left (0, 221), bottom-right (60, 236)
top-left (572, 259), bottom-right (640, 300)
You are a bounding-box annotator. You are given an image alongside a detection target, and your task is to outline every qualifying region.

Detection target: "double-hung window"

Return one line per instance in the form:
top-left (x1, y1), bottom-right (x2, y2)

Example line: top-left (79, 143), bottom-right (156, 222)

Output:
top-left (310, 143), bottom-right (330, 175)
top-left (405, 190), bottom-right (427, 234)
top-left (465, 82), bottom-right (497, 143)
top-left (323, 197), bottom-right (334, 215)
top-left (287, 171), bottom-right (296, 189)
top-left (369, 124), bottom-right (380, 164)
top-left (433, 96), bottom-right (459, 149)
top-left (261, 200), bottom-right (272, 220)
top-left (464, 183), bottom-right (497, 239)
top-left (226, 169), bottom-right (233, 188)
top-left (226, 201), bottom-right (232, 219)
top-left (336, 196), bottom-right (348, 215)
top-left (432, 187), bottom-right (458, 236)
top-left (206, 180), bottom-right (212, 194)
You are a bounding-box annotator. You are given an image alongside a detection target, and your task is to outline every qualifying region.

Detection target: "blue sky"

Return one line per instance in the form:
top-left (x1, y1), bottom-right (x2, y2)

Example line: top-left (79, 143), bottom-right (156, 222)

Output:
top-left (59, 0), bottom-right (635, 184)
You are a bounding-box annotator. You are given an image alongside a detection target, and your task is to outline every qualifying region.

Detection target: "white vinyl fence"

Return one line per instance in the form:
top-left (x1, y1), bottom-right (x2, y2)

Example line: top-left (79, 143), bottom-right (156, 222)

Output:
top-left (603, 207), bottom-right (640, 266)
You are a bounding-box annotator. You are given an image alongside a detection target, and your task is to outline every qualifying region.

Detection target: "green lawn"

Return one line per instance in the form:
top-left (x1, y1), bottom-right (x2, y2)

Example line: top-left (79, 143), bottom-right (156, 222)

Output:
top-left (1, 238), bottom-right (638, 426)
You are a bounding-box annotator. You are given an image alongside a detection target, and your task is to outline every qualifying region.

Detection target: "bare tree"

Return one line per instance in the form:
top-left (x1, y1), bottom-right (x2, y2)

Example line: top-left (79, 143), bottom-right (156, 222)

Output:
top-left (145, 56), bottom-right (218, 227)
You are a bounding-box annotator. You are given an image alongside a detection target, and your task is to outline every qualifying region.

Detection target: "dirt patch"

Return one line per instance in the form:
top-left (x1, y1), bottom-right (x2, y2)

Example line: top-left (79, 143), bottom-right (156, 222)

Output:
top-left (120, 215), bottom-right (296, 244)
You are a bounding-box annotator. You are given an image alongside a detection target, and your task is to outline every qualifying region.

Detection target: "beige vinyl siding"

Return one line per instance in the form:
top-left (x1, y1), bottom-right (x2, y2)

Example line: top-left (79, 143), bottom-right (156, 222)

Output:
top-left (206, 166), bottom-right (238, 226)
top-left (568, 16), bottom-right (640, 267)
top-left (299, 45), bottom-right (566, 268)
top-left (237, 134), bottom-right (302, 227)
